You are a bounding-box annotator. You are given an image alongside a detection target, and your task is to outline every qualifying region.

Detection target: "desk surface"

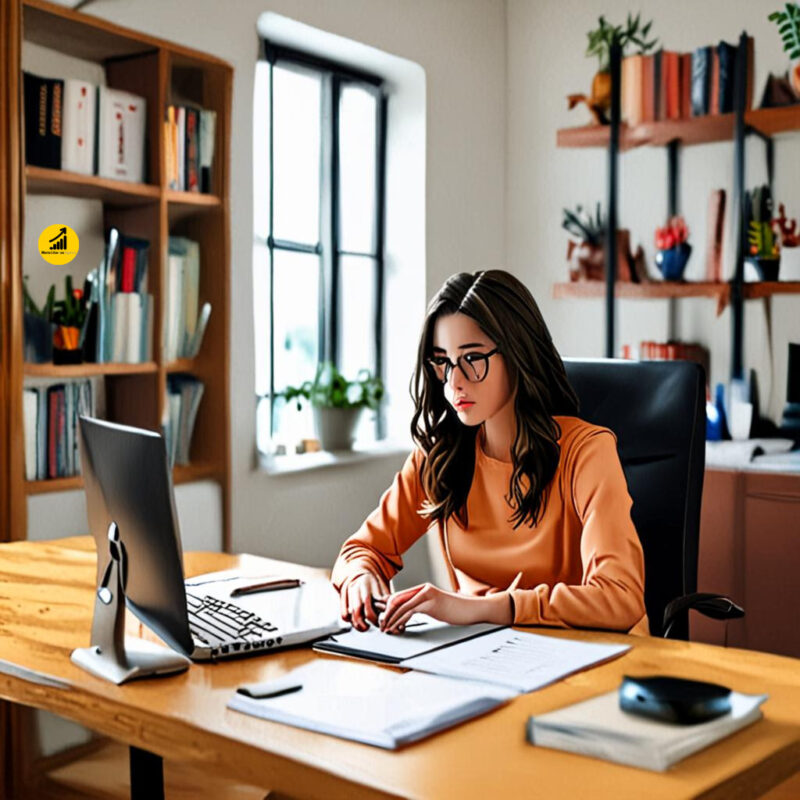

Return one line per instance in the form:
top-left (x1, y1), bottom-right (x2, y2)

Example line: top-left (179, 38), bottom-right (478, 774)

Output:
top-left (1, 537), bottom-right (799, 800)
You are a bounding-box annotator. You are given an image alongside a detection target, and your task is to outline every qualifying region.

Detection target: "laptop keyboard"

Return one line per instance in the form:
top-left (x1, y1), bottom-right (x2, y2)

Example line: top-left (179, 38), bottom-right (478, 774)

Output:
top-left (186, 592), bottom-right (283, 655)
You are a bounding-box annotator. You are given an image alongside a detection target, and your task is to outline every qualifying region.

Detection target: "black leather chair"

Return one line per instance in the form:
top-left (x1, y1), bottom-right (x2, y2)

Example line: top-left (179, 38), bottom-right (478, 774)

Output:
top-left (564, 358), bottom-right (743, 639)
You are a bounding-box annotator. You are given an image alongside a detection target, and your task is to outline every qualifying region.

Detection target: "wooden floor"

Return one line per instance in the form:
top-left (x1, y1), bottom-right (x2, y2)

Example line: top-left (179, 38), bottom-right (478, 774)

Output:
top-left (33, 740), bottom-right (271, 800)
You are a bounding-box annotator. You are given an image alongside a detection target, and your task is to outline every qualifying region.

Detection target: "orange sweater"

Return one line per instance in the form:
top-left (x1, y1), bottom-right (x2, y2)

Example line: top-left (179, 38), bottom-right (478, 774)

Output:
top-left (331, 416), bottom-right (649, 635)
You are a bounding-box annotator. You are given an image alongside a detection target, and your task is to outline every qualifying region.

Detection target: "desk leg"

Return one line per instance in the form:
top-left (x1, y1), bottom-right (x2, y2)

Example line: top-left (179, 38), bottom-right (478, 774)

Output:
top-left (129, 746), bottom-right (164, 800)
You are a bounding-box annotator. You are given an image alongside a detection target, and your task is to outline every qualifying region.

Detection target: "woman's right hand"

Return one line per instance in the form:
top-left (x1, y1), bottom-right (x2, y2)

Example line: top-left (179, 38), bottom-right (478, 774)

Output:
top-left (340, 573), bottom-right (390, 631)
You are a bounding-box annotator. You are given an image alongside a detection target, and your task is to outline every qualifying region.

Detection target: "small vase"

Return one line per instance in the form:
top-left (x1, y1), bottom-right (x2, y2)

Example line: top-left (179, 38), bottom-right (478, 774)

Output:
top-left (313, 406), bottom-right (362, 451)
top-left (53, 325), bottom-right (83, 364)
top-left (655, 242), bottom-right (692, 281)
top-left (744, 255), bottom-right (780, 282)
top-left (23, 312), bottom-right (54, 363)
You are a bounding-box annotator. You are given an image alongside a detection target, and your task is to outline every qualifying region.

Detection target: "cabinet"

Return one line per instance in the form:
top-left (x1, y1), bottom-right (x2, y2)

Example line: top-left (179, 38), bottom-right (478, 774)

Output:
top-left (0, 0), bottom-right (232, 796)
top-left (694, 468), bottom-right (800, 659)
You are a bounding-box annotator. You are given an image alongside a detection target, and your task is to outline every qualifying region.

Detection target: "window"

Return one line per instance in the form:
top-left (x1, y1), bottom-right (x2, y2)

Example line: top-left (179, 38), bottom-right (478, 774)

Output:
top-left (254, 43), bottom-right (387, 455)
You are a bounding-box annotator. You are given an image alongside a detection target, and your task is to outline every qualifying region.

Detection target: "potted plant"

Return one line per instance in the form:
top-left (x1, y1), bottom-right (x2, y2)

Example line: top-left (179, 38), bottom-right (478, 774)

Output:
top-left (655, 216), bottom-right (692, 281)
top-left (51, 275), bottom-right (87, 364)
top-left (280, 362), bottom-right (384, 452)
top-left (746, 185), bottom-right (780, 281)
top-left (568, 13), bottom-right (658, 124)
top-left (563, 203), bottom-right (606, 281)
top-left (772, 202), bottom-right (800, 279)
top-left (768, 3), bottom-right (800, 98)
top-left (22, 277), bottom-right (55, 363)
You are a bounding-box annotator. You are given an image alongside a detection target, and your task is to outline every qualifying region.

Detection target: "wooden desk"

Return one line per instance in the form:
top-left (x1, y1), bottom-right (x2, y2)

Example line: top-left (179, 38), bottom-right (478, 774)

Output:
top-left (1, 537), bottom-right (799, 800)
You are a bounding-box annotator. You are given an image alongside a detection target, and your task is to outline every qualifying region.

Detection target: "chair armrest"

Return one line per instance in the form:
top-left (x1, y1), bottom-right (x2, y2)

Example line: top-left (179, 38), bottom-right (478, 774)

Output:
top-left (663, 592), bottom-right (744, 639)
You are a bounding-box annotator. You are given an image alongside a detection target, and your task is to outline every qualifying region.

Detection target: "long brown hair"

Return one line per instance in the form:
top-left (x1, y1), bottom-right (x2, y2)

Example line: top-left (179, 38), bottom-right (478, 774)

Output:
top-left (410, 270), bottom-right (579, 530)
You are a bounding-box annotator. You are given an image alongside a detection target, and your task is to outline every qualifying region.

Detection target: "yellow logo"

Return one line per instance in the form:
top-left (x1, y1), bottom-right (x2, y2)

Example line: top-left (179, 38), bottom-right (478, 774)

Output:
top-left (38, 224), bottom-right (79, 266)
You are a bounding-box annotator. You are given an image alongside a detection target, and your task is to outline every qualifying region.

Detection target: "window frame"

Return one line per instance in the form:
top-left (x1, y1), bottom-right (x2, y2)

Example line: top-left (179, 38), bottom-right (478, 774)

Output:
top-left (258, 41), bottom-right (388, 446)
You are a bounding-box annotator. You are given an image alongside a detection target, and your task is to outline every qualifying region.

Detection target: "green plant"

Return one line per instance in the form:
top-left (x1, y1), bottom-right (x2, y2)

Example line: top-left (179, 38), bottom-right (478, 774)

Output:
top-left (51, 275), bottom-right (86, 328)
top-left (769, 3), bottom-right (800, 59)
top-left (562, 203), bottom-right (606, 246)
top-left (280, 362), bottom-right (384, 411)
top-left (749, 221), bottom-right (778, 257)
top-left (22, 276), bottom-right (55, 320)
top-left (586, 13), bottom-right (658, 73)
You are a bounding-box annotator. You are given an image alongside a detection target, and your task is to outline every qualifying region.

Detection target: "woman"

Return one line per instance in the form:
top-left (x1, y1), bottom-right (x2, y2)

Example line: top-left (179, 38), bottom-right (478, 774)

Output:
top-left (331, 270), bottom-right (648, 636)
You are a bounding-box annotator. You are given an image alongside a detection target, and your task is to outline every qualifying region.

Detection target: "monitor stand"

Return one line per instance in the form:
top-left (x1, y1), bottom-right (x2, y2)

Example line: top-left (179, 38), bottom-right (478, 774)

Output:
top-left (71, 522), bottom-right (190, 685)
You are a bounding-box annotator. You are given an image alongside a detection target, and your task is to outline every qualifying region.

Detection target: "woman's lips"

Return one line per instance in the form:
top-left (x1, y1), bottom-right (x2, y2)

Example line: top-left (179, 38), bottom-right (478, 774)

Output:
top-left (455, 400), bottom-right (475, 409)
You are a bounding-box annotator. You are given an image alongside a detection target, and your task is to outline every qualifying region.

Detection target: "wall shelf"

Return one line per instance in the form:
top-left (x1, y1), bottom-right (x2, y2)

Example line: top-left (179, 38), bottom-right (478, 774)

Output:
top-left (24, 361), bottom-right (159, 377)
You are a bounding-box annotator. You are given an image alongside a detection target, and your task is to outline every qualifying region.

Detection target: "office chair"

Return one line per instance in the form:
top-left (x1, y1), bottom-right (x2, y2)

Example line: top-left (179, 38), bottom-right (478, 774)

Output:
top-left (564, 358), bottom-right (743, 640)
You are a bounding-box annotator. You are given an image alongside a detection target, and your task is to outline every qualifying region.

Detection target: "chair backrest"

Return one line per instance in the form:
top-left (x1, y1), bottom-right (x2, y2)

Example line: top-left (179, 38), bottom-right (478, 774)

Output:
top-left (563, 359), bottom-right (706, 639)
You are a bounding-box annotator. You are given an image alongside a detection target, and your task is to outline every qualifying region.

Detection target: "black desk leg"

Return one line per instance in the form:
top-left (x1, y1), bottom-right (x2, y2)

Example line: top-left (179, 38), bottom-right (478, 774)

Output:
top-left (129, 745), bottom-right (165, 800)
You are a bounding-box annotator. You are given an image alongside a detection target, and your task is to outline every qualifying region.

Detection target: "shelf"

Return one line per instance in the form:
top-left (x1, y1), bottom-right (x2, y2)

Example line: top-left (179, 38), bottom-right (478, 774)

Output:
top-left (556, 104), bottom-right (800, 151)
top-left (553, 280), bottom-right (800, 313)
top-left (25, 476), bottom-right (82, 495)
top-left (24, 362), bottom-right (158, 378)
top-left (165, 190), bottom-right (222, 207)
top-left (173, 462), bottom-right (221, 484)
top-left (165, 358), bottom-right (197, 373)
top-left (25, 462), bottom-right (220, 496)
top-left (25, 166), bottom-right (160, 205)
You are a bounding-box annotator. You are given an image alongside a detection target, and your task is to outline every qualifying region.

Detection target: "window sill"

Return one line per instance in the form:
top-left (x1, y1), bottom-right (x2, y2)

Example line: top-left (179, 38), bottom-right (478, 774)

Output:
top-left (259, 439), bottom-right (413, 476)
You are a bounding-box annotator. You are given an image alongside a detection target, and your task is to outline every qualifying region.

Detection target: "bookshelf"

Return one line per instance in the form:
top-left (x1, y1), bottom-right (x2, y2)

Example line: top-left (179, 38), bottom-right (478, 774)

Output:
top-left (1, 1), bottom-right (232, 795)
top-left (555, 34), bottom-right (800, 382)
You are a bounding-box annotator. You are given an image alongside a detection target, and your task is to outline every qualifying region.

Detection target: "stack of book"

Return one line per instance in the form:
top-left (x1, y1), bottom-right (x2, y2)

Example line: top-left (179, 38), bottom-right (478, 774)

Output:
top-left (23, 72), bottom-right (146, 182)
top-left (23, 380), bottom-right (95, 480)
top-left (164, 236), bottom-right (211, 361)
top-left (83, 227), bottom-right (154, 364)
top-left (163, 373), bottom-right (204, 467)
top-left (620, 38), bottom-right (754, 126)
top-left (164, 105), bottom-right (216, 193)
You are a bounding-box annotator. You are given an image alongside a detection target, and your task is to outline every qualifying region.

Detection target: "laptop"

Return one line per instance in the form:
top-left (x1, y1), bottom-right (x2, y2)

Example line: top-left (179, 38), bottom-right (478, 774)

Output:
top-left (78, 416), bottom-right (345, 663)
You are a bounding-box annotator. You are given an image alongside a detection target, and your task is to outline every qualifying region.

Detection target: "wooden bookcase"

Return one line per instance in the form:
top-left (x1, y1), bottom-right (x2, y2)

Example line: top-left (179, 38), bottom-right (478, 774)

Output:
top-left (1, 0), bottom-right (232, 796)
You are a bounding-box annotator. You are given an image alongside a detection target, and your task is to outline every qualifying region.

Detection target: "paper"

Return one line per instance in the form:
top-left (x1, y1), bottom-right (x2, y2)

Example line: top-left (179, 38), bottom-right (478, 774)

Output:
top-left (527, 688), bottom-right (767, 771)
top-left (401, 630), bottom-right (630, 693)
top-left (313, 615), bottom-right (503, 663)
top-left (228, 659), bottom-right (515, 749)
top-left (706, 438), bottom-right (795, 468)
top-left (0, 657), bottom-right (71, 689)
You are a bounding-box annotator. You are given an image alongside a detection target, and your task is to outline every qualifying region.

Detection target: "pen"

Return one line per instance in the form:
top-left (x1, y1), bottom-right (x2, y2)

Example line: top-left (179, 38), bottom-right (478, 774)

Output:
top-left (230, 579), bottom-right (304, 597)
top-left (507, 571), bottom-right (523, 592)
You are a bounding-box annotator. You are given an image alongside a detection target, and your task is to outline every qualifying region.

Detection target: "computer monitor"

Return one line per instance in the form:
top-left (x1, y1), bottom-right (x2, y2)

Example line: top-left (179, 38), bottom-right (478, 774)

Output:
top-left (73, 416), bottom-right (192, 683)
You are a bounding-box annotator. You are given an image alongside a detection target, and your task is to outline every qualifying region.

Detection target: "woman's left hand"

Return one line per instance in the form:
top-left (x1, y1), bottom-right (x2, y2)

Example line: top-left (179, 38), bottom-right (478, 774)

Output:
top-left (379, 583), bottom-right (512, 632)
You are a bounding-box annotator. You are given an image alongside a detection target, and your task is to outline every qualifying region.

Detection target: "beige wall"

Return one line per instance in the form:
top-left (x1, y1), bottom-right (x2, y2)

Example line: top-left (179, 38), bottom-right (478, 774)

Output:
top-left (507, 0), bottom-right (800, 421)
top-left (77, 0), bottom-right (507, 581)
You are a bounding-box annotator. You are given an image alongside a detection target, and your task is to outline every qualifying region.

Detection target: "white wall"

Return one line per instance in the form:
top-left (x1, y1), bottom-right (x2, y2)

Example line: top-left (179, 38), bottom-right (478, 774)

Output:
top-left (507, 0), bottom-right (800, 421)
top-left (75, 0), bottom-right (507, 583)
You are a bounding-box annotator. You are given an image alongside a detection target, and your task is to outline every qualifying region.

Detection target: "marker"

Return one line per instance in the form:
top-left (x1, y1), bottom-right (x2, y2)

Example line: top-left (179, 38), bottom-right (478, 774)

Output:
top-left (230, 579), bottom-right (304, 597)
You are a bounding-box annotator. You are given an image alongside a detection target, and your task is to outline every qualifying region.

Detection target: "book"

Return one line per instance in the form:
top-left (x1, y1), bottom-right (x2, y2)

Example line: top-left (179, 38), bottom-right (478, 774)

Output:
top-left (199, 109), bottom-right (216, 193)
top-left (664, 51), bottom-right (680, 120)
top-left (653, 49), bottom-right (664, 120)
top-left (621, 55), bottom-right (644, 126)
top-left (717, 41), bottom-right (737, 114)
top-left (526, 688), bottom-right (767, 772)
top-left (691, 46), bottom-right (712, 116)
top-left (641, 54), bottom-right (655, 122)
top-left (228, 659), bottom-right (515, 750)
top-left (23, 72), bottom-right (63, 169)
top-left (705, 189), bottom-right (726, 281)
top-left (62, 78), bottom-right (96, 175)
top-left (709, 47), bottom-right (720, 116)
top-left (680, 53), bottom-right (693, 119)
top-left (313, 616), bottom-right (503, 665)
top-left (164, 373), bottom-right (204, 466)
top-left (23, 389), bottom-right (38, 481)
top-left (184, 107), bottom-right (200, 192)
top-left (97, 86), bottom-right (146, 183)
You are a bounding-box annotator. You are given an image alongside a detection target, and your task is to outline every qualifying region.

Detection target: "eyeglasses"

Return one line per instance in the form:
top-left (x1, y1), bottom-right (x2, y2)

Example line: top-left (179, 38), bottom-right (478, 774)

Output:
top-left (426, 348), bottom-right (499, 384)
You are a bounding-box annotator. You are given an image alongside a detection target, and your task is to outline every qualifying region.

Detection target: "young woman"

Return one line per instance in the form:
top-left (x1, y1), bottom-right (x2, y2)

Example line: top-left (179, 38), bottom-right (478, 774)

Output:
top-left (331, 270), bottom-right (648, 636)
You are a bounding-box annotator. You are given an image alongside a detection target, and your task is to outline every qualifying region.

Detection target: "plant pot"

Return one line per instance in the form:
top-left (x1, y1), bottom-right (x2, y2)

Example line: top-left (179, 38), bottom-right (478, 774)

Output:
top-left (655, 242), bottom-right (692, 281)
top-left (23, 312), bottom-right (54, 363)
top-left (313, 406), bottom-right (362, 451)
top-left (53, 325), bottom-right (83, 364)
top-left (566, 240), bottom-right (604, 281)
top-left (780, 247), bottom-right (800, 280)
top-left (744, 256), bottom-right (780, 282)
top-left (591, 70), bottom-right (612, 113)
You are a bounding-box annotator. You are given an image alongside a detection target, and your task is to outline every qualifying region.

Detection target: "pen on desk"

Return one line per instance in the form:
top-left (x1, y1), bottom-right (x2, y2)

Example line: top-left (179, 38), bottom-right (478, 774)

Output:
top-left (230, 579), bottom-right (304, 597)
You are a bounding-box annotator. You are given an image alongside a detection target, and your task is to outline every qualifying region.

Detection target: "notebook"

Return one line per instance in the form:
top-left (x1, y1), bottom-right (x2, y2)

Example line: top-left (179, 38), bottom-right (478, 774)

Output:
top-left (227, 659), bottom-right (516, 749)
top-left (312, 614), bottom-right (503, 664)
top-left (526, 688), bottom-right (767, 771)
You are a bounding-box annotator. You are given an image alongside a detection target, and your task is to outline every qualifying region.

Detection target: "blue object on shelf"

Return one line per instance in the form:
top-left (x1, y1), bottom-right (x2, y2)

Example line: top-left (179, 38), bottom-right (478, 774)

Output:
top-left (714, 382), bottom-right (730, 440)
top-left (655, 242), bottom-right (692, 281)
top-left (706, 399), bottom-right (722, 441)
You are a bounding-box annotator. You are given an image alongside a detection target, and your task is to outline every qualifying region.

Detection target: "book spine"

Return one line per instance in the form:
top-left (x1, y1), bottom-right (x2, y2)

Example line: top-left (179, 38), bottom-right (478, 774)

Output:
top-left (46, 78), bottom-right (64, 169)
top-left (185, 107), bottom-right (200, 193)
top-left (691, 47), bottom-right (711, 117)
top-left (47, 387), bottom-right (58, 479)
top-left (121, 245), bottom-right (136, 293)
top-left (23, 73), bottom-right (48, 168)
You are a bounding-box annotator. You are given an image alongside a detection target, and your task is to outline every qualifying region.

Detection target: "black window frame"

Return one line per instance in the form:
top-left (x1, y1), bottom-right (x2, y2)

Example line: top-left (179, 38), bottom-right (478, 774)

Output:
top-left (259, 40), bottom-right (388, 444)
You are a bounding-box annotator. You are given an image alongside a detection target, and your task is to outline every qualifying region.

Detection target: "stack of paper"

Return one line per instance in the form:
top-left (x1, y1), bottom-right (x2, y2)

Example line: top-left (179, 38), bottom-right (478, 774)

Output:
top-left (228, 659), bottom-right (515, 749)
top-left (526, 688), bottom-right (767, 771)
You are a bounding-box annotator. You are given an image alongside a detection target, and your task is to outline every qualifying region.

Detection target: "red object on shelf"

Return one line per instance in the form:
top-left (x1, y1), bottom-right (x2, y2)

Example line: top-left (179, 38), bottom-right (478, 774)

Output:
top-left (120, 246), bottom-right (136, 292)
